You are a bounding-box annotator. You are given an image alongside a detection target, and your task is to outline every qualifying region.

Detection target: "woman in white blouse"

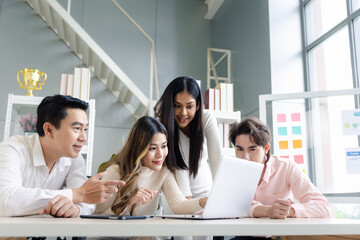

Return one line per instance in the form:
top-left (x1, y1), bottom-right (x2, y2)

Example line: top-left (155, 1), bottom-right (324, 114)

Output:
top-left (154, 76), bottom-right (222, 200)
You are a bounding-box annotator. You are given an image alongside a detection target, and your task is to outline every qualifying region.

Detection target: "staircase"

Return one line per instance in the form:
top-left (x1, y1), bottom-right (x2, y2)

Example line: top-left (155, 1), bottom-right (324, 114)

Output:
top-left (25, 0), bottom-right (154, 119)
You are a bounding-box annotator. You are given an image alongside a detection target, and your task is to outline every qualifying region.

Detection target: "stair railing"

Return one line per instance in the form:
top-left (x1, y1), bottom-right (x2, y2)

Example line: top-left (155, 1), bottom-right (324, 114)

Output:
top-left (111, 0), bottom-right (159, 115)
top-left (26, 0), bottom-right (158, 118)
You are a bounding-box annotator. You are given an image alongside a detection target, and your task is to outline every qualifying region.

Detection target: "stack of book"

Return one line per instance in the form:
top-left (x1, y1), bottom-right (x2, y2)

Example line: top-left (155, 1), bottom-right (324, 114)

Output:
top-left (204, 83), bottom-right (234, 148)
top-left (59, 67), bottom-right (90, 101)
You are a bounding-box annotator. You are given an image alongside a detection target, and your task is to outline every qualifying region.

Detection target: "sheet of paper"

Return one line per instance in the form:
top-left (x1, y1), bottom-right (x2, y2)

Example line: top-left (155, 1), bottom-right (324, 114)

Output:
top-left (345, 148), bottom-right (360, 174)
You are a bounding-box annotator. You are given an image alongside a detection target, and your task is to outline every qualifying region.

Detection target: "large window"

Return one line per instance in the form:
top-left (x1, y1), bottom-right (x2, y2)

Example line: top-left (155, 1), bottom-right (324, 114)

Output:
top-left (259, 90), bottom-right (360, 194)
top-left (302, 0), bottom-right (360, 194)
top-left (305, 0), bottom-right (346, 45)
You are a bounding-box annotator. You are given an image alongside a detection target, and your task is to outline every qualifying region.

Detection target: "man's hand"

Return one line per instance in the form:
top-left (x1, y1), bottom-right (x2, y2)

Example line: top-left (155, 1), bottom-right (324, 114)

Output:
top-left (269, 198), bottom-right (293, 219)
top-left (72, 171), bottom-right (126, 204)
top-left (128, 188), bottom-right (158, 206)
top-left (39, 195), bottom-right (80, 218)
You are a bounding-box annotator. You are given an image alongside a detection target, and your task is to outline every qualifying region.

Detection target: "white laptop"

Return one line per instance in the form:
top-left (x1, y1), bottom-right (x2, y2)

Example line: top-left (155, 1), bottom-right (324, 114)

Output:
top-left (158, 155), bottom-right (263, 220)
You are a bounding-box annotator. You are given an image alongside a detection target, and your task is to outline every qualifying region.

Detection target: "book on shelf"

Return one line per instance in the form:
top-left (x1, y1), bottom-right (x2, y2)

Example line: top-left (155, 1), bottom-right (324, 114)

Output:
top-left (206, 83), bottom-right (236, 149)
top-left (59, 74), bottom-right (68, 95)
top-left (215, 83), bottom-right (227, 111)
top-left (196, 80), bottom-right (201, 89)
top-left (66, 74), bottom-right (74, 96)
top-left (60, 67), bottom-right (91, 101)
top-left (80, 68), bottom-right (90, 101)
top-left (204, 88), bottom-right (215, 110)
top-left (226, 83), bottom-right (233, 112)
top-left (215, 82), bottom-right (234, 112)
top-left (217, 123), bottom-right (231, 148)
top-left (214, 88), bottom-right (220, 111)
top-left (72, 67), bottom-right (81, 99)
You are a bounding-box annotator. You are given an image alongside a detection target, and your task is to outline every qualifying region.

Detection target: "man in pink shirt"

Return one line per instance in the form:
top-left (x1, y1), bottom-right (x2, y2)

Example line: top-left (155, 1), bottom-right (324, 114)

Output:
top-left (229, 117), bottom-right (331, 219)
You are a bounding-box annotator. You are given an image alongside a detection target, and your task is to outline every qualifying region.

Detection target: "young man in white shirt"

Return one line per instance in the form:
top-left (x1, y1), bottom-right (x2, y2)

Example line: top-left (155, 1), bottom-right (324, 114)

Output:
top-left (0, 94), bottom-right (125, 218)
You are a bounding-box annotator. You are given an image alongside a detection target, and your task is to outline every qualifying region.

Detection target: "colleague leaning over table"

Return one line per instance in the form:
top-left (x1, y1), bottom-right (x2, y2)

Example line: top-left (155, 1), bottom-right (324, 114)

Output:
top-left (94, 116), bottom-right (207, 216)
top-left (153, 76), bottom-right (222, 201)
top-left (229, 116), bottom-right (331, 219)
top-left (0, 94), bottom-right (125, 218)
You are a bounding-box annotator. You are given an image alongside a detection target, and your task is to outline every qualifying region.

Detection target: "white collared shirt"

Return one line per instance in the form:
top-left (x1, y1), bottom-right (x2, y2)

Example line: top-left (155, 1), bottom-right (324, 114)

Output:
top-left (0, 134), bottom-right (95, 216)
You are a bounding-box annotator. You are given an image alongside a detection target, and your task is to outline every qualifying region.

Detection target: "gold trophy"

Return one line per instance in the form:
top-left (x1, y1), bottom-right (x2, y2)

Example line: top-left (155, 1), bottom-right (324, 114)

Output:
top-left (17, 68), bottom-right (47, 96)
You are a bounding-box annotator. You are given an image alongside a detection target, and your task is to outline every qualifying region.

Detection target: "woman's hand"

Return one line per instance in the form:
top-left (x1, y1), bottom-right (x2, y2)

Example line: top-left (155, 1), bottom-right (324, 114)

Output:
top-left (199, 197), bottom-right (208, 208)
top-left (128, 187), bottom-right (158, 206)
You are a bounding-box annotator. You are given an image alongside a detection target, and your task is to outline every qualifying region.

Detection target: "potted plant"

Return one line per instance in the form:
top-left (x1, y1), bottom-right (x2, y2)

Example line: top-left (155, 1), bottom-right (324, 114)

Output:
top-left (19, 113), bottom-right (37, 136)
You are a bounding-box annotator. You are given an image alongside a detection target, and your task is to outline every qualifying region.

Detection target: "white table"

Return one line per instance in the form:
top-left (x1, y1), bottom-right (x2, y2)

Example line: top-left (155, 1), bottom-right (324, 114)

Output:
top-left (0, 217), bottom-right (360, 237)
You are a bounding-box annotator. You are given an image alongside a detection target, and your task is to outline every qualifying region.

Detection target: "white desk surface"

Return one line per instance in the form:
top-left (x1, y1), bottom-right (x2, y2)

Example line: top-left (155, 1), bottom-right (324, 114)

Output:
top-left (0, 217), bottom-right (360, 237)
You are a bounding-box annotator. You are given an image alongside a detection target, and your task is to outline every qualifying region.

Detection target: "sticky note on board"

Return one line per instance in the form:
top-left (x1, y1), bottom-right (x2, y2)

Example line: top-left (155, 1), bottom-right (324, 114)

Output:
top-left (341, 109), bottom-right (360, 135)
top-left (293, 139), bottom-right (303, 149)
top-left (294, 155), bottom-right (304, 164)
top-left (292, 126), bottom-right (302, 135)
top-left (277, 114), bottom-right (286, 123)
top-left (278, 127), bottom-right (288, 136)
top-left (279, 141), bottom-right (289, 149)
top-left (291, 113), bottom-right (301, 122)
top-left (280, 155), bottom-right (289, 159)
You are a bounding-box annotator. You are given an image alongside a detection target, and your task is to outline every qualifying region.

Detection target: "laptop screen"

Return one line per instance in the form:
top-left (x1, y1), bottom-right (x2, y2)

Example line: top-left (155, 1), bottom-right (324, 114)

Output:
top-left (201, 155), bottom-right (263, 218)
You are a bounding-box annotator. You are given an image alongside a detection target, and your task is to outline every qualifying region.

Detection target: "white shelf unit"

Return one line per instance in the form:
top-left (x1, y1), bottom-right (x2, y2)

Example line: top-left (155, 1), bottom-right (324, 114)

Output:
top-left (3, 93), bottom-right (95, 176)
top-left (204, 109), bottom-right (241, 156)
top-left (208, 109), bottom-right (241, 123)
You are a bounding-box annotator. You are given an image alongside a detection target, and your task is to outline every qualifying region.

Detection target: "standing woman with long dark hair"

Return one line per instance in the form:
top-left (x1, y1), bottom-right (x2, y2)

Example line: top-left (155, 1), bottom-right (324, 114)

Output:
top-left (154, 76), bottom-right (222, 200)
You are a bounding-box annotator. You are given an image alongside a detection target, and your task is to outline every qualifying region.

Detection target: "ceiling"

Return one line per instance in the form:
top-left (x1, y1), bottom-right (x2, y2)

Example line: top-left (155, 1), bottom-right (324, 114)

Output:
top-left (204, 0), bottom-right (225, 19)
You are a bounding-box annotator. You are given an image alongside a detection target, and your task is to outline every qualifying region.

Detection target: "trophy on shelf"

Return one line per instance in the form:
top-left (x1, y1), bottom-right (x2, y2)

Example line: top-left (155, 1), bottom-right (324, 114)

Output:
top-left (17, 68), bottom-right (47, 96)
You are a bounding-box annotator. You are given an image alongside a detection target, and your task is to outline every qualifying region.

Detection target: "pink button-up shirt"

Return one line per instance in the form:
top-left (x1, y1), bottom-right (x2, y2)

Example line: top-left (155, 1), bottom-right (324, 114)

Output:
top-left (248, 156), bottom-right (331, 218)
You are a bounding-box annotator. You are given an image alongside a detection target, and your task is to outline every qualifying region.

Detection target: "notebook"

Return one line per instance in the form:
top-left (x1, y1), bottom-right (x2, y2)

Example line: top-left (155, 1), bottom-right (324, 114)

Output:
top-left (158, 155), bottom-right (263, 220)
top-left (80, 214), bottom-right (152, 220)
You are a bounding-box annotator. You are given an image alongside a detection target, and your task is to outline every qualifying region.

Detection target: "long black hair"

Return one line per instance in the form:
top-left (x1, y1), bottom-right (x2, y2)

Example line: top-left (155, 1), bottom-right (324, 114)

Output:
top-left (154, 76), bottom-right (204, 177)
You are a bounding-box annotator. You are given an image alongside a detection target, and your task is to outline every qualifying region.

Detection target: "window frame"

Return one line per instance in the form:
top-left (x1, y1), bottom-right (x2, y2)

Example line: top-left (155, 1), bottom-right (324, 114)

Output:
top-left (259, 89), bottom-right (360, 200)
top-left (295, 0), bottom-right (360, 199)
top-left (301, 0), bottom-right (360, 91)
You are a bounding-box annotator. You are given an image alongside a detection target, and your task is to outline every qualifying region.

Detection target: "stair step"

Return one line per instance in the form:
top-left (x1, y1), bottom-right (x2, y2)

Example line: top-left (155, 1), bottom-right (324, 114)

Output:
top-left (106, 72), bottom-right (115, 90)
top-left (113, 77), bottom-right (121, 92)
top-left (40, 0), bottom-right (53, 28)
top-left (54, 13), bottom-right (66, 41)
top-left (25, 0), bottom-right (151, 119)
top-left (119, 86), bottom-right (133, 103)
top-left (94, 58), bottom-right (108, 80)
top-left (82, 44), bottom-right (95, 68)
top-left (134, 104), bottom-right (147, 118)
top-left (68, 28), bottom-right (82, 54)
top-left (31, 0), bottom-right (41, 15)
